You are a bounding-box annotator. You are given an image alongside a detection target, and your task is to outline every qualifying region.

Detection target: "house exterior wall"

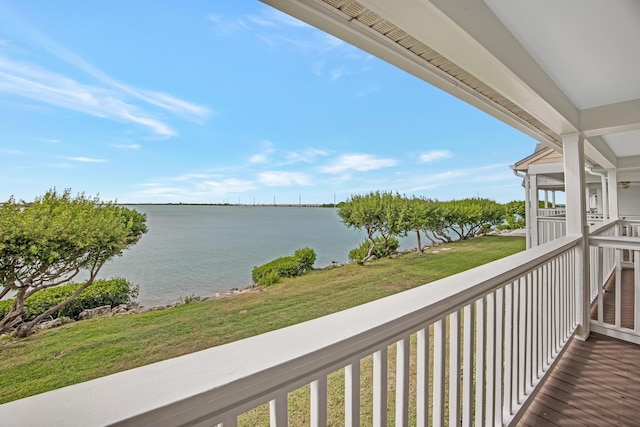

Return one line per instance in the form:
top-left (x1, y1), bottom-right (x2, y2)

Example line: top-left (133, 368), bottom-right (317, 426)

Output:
top-left (619, 185), bottom-right (640, 219)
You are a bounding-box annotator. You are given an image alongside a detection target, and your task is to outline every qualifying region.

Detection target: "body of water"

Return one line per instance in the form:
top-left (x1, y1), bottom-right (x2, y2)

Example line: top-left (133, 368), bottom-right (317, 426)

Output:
top-left (97, 205), bottom-right (418, 306)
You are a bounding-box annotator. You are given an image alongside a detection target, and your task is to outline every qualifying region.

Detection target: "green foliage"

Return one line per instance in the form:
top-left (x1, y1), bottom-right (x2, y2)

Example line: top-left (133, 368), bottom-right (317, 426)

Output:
top-left (181, 294), bottom-right (197, 305)
top-left (504, 200), bottom-right (526, 229)
top-left (348, 236), bottom-right (400, 263)
top-left (294, 248), bottom-right (316, 271)
top-left (252, 247), bottom-right (317, 286)
top-left (0, 278), bottom-right (138, 322)
top-left (338, 193), bottom-right (506, 256)
top-left (258, 270), bottom-right (282, 287)
top-left (0, 235), bottom-right (525, 405)
top-left (338, 191), bottom-right (409, 263)
top-left (440, 198), bottom-right (505, 240)
top-left (0, 189), bottom-right (147, 336)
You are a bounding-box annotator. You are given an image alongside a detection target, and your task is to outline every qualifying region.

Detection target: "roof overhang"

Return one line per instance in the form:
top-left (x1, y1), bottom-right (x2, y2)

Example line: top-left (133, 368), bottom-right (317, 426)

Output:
top-left (261, 0), bottom-right (640, 172)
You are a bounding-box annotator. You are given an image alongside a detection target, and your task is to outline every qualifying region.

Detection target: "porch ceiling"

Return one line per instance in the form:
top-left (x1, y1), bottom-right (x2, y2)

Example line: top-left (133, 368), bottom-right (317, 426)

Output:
top-left (261, 0), bottom-right (640, 169)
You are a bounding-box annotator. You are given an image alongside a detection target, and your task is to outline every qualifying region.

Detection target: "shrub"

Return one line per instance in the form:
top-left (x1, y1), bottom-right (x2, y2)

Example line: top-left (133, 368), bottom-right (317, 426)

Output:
top-left (0, 278), bottom-right (138, 322)
top-left (349, 236), bottom-right (400, 263)
top-left (252, 247), bottom-right (316, 286)
top-left (294, 247), bottom-right (316, 272)
top-left (259, 270), bottom-right (282, 287)
top-left (504, 200), bottom-right (526, 229)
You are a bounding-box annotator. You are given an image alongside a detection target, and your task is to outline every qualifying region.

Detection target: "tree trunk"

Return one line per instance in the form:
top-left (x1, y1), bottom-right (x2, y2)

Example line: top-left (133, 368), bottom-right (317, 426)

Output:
top-left (415, 229), bottom-right (422, 255)
top-left (0, 289), bottom-right (27, 335)
top-left (14, 273), bottom-right (100, 338)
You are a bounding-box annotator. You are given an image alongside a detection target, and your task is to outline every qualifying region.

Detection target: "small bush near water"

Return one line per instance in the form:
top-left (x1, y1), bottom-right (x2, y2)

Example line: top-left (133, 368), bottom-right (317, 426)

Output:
top-left (349, 236), bottom-right (400, 263)
top-left (0, 278), bottom-right (139, 322)
top-left (252, 248), bottom-right (317, 286)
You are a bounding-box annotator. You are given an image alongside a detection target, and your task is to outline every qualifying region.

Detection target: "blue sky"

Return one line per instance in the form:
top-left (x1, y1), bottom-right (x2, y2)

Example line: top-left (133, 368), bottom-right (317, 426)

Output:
top-left (0, 1), bottom-right (536, 205)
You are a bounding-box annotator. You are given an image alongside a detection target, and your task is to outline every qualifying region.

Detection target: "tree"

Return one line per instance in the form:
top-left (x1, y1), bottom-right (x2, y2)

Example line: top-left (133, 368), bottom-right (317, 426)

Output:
top-left (0, 189), bottom-right (147, 337)
top-left (504, 200), bottom-right (526, 229)
top-left (338, 192), bottom-right (384, 264)
top-left (338, 191), bottom-right (407, 264)
top-left (404, 197), bottom-right (441, 254)
top-left (443, 198), bottom-right (505, 240)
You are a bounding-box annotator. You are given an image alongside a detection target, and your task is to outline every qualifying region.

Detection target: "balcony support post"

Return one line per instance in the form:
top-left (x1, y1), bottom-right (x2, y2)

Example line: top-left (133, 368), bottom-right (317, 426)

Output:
top-left (544, 190), bottom-right (549, 208)
top-left (530, 174), bottom-right (539, 247)
top-left (607, 169), bottom-right (619, 220)
top-left (562, 133), bottom-right (590, 340)
top-left (524, 174), bottom-right (531, 248)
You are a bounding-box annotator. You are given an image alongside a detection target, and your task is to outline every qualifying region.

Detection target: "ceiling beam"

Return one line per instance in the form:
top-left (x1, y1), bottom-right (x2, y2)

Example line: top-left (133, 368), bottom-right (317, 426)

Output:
top-left (617, 155), bottom-right (640, 170)
top-left (584, 136), bottom-right (617, 169)
top-left (580, 98), bottom-right (640, 137)
top-left (428, 0), bottom-right (579, 135)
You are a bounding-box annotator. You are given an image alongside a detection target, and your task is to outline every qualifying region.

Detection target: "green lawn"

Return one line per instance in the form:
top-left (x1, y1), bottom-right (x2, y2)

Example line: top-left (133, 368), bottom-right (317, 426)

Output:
top-left (0, 235), bottom-right (524, 406)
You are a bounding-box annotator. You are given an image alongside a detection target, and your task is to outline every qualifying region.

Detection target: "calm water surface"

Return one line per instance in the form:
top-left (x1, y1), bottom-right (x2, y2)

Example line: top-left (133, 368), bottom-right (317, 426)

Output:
top-left (98, 205), bottom-right (416, 306)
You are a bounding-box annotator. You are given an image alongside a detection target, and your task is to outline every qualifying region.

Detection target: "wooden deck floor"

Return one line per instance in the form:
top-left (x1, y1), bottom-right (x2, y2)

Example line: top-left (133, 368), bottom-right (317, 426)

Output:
top-left (517, 269), bottom-right (640, 426)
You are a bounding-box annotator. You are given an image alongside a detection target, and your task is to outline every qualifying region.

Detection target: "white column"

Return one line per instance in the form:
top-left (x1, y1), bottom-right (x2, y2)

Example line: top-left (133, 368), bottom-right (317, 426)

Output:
top-left (552, 190), bottom-right (556, 208)
top-left (524, 175), bottom-right (531, 249)
top-left (562, 133), bottom-right (590, 340)
top-left (544, 190), bottom-right (549, 208)
top-left (607, 169), bottom-right (619, 219)
top-left (601, 176), bottom-right (608, 219)
top-left (530, 174), bottom-right (539, 247)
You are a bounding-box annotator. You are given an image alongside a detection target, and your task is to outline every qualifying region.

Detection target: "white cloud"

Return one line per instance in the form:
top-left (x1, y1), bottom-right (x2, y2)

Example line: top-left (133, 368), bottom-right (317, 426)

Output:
top-left (0, 57), bottom-right (178, 137)
top-left (219, 6), bottom-right (364, 81)
top-left (0, 25), bottom-right (211, 137)
top-left (201, 178), bottom-right (256, 194)
top-left (249, 153), bottom-right (269, 164)
top-left (249, 141), bottom-right (276, 164)
top-left (330, 67), bottom-right (347, 80)
top-left (66, 156), bottom-right (106, 163)
top-left (248, 8), bottom-right (310, 29)
top-left (258, 171), bottom-right (311, 186)
top-left (111, 143), bottom-right (141, 150)
top-left (284, 148), bottom-right (328, 164)
top-left (208, 14), bottom-right (250, 36)
top-left (418, 150), bottom-right (452, 163)
top-left (319, 153), bottom-right (397, 174)
top-left (399, 163), bottom-right (511, 194)
top-left (172, 172), bottom-right (214, 181)
top-left (2, 148), bottom-right (23, 155)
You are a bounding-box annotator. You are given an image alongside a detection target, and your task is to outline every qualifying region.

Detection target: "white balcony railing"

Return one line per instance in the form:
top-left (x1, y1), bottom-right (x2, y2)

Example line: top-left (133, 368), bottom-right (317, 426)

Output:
top-left (537, 215), bottom-right (605, 247)
top-left (538, 217), bottom-right (566, 245)
top-left (0, 236), bottom-right (583, 427)
top-left (538, 208), bottom-right (565, 217)
top-left (589, 220), bottom-right (640, 345)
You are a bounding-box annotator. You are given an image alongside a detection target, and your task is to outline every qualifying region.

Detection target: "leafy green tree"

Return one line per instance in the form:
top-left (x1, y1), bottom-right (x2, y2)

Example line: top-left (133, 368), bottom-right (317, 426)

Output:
top-left (443, 198), bottom-right (505, 240)
top-left (379, 192), bottom-right (409, 255)
top-left (404, 197), bottom-right (441, 254)
top-left (0, 189), bottom-right (147, 337)
top-left (338, 192), bottom-right (383, 264)
top-left (348, 236), bottom-right (400, 262)
top-left (338, 191), bottom-right (407, 264)
top-left (504, 200), bottom-right (526, 229)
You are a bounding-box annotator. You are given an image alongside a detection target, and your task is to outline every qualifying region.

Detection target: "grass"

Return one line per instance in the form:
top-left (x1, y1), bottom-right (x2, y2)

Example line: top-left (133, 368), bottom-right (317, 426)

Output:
top-left (0, 235), bottom-right (524, 409)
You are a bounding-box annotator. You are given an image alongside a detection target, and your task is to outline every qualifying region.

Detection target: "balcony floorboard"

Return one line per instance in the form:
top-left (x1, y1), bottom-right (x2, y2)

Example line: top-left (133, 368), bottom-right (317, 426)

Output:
top-left (517, 268), bottom-right (640, 426)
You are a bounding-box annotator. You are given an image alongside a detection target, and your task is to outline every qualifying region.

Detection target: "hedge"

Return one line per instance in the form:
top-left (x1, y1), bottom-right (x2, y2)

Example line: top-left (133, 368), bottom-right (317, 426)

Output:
top-left (252, 247), bottom-right (317, 286)
top-left (0, 278), bottom-right (139, 322)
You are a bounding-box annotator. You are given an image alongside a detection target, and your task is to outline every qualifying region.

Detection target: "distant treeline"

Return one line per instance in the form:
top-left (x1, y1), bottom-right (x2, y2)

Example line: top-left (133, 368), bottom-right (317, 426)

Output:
top-left (121, 203), bottom-right (337, 208)
top-left (337, 191), bottom-right (525, 264)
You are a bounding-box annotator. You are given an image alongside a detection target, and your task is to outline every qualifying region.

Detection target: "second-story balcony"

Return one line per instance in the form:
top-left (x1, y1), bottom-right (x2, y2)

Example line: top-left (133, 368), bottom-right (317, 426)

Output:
top-left (2, 219), bottom-right (639, 426)
top-left (2, 0), bottom-right (640, 425)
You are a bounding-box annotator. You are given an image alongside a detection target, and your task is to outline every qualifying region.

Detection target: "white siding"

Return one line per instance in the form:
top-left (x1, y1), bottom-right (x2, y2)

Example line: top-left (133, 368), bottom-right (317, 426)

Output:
top-left (619, 186), bottom-right (640, 219)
